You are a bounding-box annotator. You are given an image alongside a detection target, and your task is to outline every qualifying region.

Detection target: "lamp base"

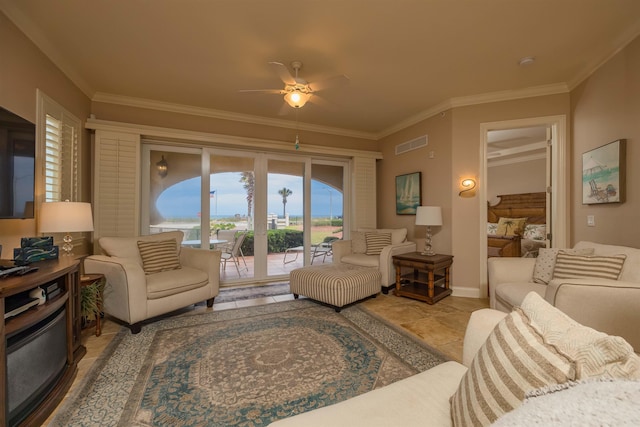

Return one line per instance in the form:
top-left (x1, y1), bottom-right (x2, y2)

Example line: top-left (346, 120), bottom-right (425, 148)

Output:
top-left (421, 249), bottom-right (436, 256)
top-left (422, 227), bottom-right (436, 256)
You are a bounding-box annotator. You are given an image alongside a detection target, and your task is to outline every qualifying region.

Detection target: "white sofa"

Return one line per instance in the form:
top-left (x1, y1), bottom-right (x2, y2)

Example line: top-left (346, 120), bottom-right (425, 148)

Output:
top-left (270, 293), bottom-right (640, 427)
top-left (331, 228), bottom-right (416, 291)
top-left (269, 308), bottom-right (506, 427)
top-left (488, 241), bottom-right (640, 351)
top-left (84, 231), bottom-right (220, 333)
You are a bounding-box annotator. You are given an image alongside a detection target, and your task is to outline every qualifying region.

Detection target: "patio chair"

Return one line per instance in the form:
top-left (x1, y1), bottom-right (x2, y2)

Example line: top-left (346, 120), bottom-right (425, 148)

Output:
top-left (221, 231), bottom-right (248, 275)
top-left (311, 236), bottom-right (339, 264)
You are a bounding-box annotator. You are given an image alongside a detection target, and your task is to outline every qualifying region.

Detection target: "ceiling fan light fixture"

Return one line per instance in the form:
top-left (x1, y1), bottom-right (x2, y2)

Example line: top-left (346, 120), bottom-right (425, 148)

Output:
top-left (284, 90), bottom-right (311, 108)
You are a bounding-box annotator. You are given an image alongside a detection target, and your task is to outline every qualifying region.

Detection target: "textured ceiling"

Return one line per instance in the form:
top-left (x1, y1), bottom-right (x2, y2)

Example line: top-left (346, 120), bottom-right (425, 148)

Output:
top-left (3, 0), bottom-right (640, 137)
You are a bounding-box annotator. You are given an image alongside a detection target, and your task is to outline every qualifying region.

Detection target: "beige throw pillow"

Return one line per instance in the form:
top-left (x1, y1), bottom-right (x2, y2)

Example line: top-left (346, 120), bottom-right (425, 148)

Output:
top-left (365, 232), bottom-right (391, 255)
top-left (496, 217), bottom-right (527, 236)
top-left (350, 231), bottom-right (367, 254)
top-left (137, 239), bottom-right (181, 275)
top-left (552, 252), bottom-right (626, 281)
top-left (533, 247), bottom-right (594, 284)
top-left (450, 292), bottom-right (640, 427)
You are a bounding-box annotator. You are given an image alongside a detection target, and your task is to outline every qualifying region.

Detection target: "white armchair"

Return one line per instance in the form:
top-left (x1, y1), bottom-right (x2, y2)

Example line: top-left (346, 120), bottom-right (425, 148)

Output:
top-left (332, 228), bottom-right (416, 292)
top-left (84, 231), bottom-right (220, 333)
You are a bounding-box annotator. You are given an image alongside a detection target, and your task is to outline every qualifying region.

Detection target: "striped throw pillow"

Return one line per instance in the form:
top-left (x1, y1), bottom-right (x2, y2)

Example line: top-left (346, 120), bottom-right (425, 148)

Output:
top-left (137, 239), bottom-right (181, 275)
top-left (451, 292), bottom-right (640, 427)
top-left (552, 252), bottom-right (626, 281)
top-left (365, 232), bottom-right (391, 255)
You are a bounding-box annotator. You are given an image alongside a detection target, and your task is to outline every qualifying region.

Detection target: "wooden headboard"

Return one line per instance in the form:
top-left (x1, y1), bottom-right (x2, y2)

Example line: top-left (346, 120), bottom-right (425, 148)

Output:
top-left (488, 192), bottom-right (546, 224)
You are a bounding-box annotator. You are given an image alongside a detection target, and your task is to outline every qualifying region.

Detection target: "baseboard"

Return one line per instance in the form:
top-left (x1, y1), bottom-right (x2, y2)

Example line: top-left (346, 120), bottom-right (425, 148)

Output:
top-left (451, 286), bottom-right (482, 298)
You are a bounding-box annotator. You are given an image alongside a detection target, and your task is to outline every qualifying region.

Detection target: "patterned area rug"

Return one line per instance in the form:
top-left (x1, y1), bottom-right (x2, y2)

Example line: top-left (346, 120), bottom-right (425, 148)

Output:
top-left (49, 300), bottom-right (447, 427)
top-left (216, 282), bottom-right (290, 303)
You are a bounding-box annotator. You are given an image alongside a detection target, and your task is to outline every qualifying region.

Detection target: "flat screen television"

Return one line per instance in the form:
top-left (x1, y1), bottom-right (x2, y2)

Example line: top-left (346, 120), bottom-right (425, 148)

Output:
top-left (0, 106), bottom-right (36, 219)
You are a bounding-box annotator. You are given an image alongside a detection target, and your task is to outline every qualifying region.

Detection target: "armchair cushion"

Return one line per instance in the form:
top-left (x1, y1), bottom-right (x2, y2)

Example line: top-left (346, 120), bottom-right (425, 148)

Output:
top-left (137, 239), bottom-right (181, 274)
top-left (341, 253), bottom-right (380, 268)
top-left (146, 267), bottom-right (208, 299)
top-left (365, 232), bottom-right (391, 255)
top-left (99, 231), bottom-right (184, 267)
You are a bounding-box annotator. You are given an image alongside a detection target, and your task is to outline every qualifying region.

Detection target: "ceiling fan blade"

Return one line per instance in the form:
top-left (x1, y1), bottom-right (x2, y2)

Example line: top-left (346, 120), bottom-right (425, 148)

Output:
top-left (269, 62), bottom-right (297, 85)
top-left (308, 74), bottom-right (350, 92)
top-left (277, 101), bottom-right (291, 116)
top-left (238, 89), bottom-right (284, 94)
top-left (308, 94), bottom-right (334, 109)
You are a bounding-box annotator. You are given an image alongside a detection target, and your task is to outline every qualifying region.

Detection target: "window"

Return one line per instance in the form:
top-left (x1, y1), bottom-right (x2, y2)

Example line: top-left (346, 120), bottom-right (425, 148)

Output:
top-left (38, 90), bottom-right (80, 202)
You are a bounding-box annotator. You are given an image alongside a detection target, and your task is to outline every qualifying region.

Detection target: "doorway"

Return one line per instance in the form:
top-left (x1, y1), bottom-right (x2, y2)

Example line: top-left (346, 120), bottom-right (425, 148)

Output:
top-left (479, 115), bottom-right (568, 296)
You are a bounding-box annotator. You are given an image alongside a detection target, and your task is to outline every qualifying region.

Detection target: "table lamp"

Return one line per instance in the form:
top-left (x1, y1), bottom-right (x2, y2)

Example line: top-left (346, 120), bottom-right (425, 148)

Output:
top-left (415, 206), bottom-right (442, 256)
top-left (39, 201), bottom-right (94, 255)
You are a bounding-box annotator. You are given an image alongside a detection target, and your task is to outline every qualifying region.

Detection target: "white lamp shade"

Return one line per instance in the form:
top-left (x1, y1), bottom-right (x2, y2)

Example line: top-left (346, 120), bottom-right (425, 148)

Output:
top-left (39, 201), bottom-right (94, 233)
top-left (284, 90), bottom-right (311, 108)
top-left (415, 206), bottom-right (442, 226)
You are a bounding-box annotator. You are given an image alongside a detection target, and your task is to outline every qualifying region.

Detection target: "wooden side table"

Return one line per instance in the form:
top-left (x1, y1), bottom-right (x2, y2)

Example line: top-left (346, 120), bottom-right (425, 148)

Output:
top-left (392, 252), bottom-right (453, 304)
top-left (80, 273), bottom-right (105, 336)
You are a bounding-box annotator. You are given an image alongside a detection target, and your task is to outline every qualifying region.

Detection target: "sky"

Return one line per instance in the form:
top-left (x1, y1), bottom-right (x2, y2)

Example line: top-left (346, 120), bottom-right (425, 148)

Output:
top-left (156, 173), bottom-right (343, 218)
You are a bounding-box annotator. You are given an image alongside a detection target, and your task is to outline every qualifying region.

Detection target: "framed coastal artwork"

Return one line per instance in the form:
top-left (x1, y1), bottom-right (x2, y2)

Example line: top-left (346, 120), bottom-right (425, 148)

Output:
top-left (582, 139), bottom-right (626, 204)
top-left (395, 172), bottom-right (422, 215)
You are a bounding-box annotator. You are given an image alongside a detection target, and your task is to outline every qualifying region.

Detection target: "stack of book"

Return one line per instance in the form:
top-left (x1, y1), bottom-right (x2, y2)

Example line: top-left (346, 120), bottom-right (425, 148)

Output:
top-left (42, 281), bottom-right (61, 301)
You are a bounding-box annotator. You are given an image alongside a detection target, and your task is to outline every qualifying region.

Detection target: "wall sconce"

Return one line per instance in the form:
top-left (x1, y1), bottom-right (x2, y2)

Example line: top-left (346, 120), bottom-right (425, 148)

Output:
top-left (459, 178), bottom-right (477, 197)
top-left (156, 155), bottom-right (168, 178)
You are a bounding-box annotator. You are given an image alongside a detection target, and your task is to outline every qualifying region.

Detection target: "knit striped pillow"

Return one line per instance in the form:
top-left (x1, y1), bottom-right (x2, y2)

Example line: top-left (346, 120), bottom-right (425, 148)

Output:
top-left (137, 239), bottom-right (181, 274)
top-left (450, 305), bottom-right (575, 427)
top-left (552, 252), bottom-right (626, 281)
top-left (365, 232), bottom-right (391, 255)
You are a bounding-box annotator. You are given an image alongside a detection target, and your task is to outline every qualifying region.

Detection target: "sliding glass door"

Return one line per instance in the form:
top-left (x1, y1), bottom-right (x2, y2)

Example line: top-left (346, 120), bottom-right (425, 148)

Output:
top-left (142, 144), bottom-right (349, 286)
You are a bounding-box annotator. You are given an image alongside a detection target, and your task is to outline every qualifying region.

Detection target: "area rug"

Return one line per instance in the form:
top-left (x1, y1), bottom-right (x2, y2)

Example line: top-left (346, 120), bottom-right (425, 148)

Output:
top-left (215, 282), bottom-right (290, 303)
top-left (49, 300), bottom-right (447, 427)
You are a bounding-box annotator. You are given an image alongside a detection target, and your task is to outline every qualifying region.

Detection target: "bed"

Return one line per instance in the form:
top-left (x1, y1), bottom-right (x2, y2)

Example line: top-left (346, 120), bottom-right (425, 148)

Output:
top-left (487, 192), bottom-right (547, 258)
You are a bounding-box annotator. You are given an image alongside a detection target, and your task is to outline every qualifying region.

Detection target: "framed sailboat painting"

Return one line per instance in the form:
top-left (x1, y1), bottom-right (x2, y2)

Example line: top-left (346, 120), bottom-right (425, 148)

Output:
top-left (395, 172), bottom-right (422, 215)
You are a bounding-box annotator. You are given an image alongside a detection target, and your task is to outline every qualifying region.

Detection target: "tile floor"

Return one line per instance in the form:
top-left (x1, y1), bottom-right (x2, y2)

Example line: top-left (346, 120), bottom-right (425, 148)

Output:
top-left (45, 288), bottom-right (489, 423)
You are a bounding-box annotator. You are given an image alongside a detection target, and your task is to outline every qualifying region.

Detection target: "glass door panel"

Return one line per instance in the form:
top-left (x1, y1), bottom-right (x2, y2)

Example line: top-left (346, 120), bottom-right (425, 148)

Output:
top-left (210, 153), bottom-right (255, 282)
top-left (267, 159), bottom-right (305, 276)
top-left (310, 163), bottom-right (344, 264)
top-left (148, 150), bottom-right (204, 241)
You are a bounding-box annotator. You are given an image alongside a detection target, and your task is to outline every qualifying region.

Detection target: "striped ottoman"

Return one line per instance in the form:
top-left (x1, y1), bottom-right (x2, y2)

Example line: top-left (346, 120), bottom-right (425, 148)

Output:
top-left (290, 263), bottom-right (381, 312)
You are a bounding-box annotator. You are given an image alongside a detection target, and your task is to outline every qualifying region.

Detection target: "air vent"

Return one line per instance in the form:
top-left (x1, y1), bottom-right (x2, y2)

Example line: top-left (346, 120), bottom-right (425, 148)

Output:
top-left (395, 135), bottom-right (428, 155)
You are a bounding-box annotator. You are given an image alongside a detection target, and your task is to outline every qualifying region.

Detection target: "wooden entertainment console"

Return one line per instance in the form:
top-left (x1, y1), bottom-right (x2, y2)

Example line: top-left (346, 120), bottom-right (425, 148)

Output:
top-left (0, 257), bottom-right (85, 427)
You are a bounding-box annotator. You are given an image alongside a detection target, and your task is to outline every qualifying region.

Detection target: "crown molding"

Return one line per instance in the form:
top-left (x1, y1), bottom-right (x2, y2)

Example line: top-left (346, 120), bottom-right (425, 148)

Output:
top-left (567, 21), bottom-right (640, 90)
top-left (85, 118), bottom-right (383, 160)
top-left (92, 92), bottom-right (378, 141)
top-left (377, 83), bottom-right (570, 138)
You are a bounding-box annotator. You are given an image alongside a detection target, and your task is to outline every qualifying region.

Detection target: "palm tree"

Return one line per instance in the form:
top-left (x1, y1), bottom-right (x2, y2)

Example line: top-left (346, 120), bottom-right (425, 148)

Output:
top-left (278, 187), bottom-right (292, 218)
top-left (239, 172), bottom-right (254, 217)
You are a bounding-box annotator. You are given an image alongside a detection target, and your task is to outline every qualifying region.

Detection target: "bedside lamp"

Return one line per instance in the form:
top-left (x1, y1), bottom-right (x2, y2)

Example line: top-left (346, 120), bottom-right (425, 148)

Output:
top-left (415, 206), bottom-right (442, 256)
top-left (39, 201), bottom-right (94, 256)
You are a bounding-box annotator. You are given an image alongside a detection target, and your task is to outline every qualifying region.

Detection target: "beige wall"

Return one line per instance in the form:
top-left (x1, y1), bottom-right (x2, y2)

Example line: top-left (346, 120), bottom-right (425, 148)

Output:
top-left (0, 12), bottom-right (91, 255)
top-left (571, 36), bottom-right (640, 247)
top-left (378, 94), bottom-right (570, 295)
top-left (377, 112), bottom-right (453, 254)
top-left (488, 158), bottom-right (546, 206)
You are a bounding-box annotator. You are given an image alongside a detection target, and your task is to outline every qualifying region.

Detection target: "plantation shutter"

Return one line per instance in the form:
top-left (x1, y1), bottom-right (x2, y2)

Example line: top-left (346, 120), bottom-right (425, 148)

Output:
top-left (93, 130), bottom-right (140, 245)
top-left (352, 156), bottom-right (377, 229)
top-left (44, 113), bottom-right (79, 202)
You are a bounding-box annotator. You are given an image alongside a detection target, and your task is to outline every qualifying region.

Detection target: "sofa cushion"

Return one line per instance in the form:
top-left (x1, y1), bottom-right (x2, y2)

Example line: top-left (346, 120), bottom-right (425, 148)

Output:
top-left (146, 266), bottom-right (209, 299)
top-left (494, 281), bottom-right (547, 312)
top-left (573, 241), bottom-right (640, 283)
top-left (269, 361), bottom-right (466, 427)
top-left (351, 231), bottom-right (367, 254)
top-left (341, 253), bottom-right (380, 268)
top-left (365, 232), bottom-right (391, 255)
top-left (496, 217), bottom-right (527, 236)
top-left (552, 252), bottom-right (626, 281)
top-left (99, 231), bottom-right (184, 266)
top-left (137, 239), bottom-right (182, 275)
top-left (532, 247), bottom-right (594, 285)
top-left (450, 292), bottom-right (640, 427)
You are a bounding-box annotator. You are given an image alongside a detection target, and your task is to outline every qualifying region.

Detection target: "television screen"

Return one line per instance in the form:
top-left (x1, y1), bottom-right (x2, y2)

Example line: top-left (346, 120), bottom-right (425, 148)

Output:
top-left (0, 106), bottom-right (36, 219)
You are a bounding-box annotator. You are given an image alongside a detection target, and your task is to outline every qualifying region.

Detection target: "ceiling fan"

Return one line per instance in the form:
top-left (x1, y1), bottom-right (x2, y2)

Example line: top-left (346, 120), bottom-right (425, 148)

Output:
top-left (239, 61), bottom-right (349, 114)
